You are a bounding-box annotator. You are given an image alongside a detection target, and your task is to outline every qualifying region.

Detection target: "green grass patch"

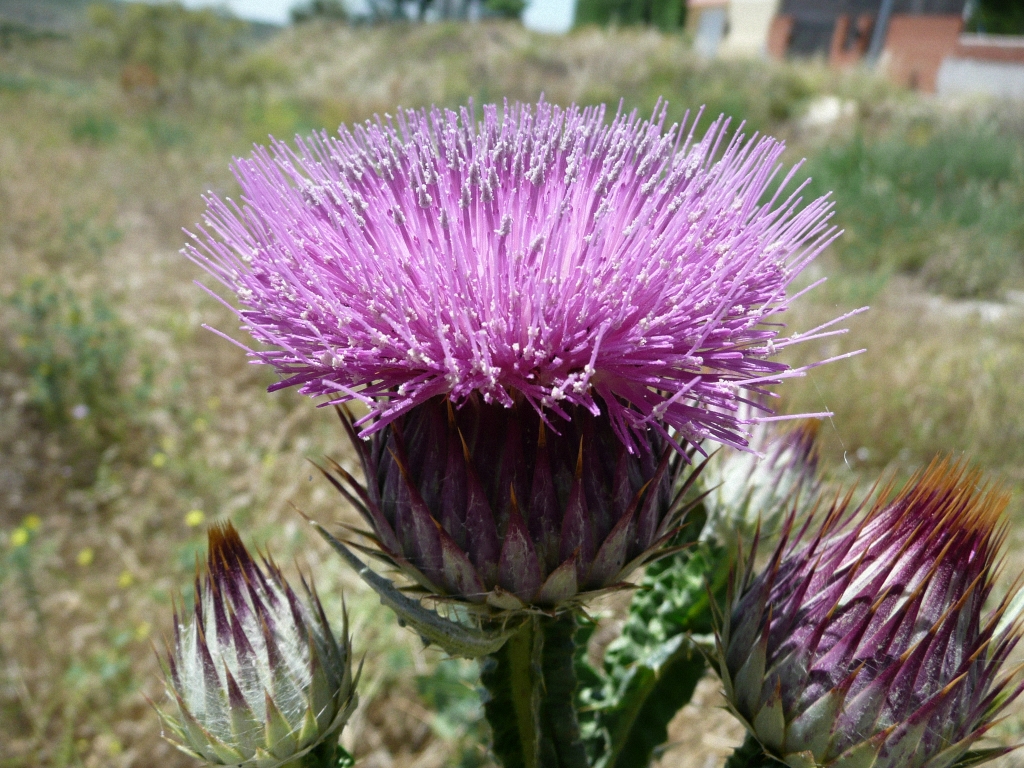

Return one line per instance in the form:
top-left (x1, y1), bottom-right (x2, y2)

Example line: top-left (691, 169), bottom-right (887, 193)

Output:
top-left (70, 112), bottom-right (118, 144)
top-left (804, 121), bottom-right (1024, 298)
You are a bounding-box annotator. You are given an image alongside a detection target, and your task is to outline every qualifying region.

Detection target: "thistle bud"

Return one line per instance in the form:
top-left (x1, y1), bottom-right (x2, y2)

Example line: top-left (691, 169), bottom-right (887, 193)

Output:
top-left (718, 459), bottom-right (1023, 768)
top-left (700, 420), bottom-right (820, 546)
top-left (158, 524), bottom-right (358, 767)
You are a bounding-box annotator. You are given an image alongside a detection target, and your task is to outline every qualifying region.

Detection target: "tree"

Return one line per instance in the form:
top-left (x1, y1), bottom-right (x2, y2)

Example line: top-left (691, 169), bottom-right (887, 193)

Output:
top-left (83, 2), bottom-right (249, 105)
top-left (320, 0), bottom-right (525, 24)
top-left (965, 0), bottom-right (1024, 34)
top-left (485, 0), bottom-right (527, 19)
top-left (290, 0), bottom-right (349, 24)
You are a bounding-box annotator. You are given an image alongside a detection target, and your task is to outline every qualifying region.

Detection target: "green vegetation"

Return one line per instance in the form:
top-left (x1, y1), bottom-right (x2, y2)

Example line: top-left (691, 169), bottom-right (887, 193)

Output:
top-left (574, 0), bottom-right (686, 33)
top-left (803, 120), bottom-right (1024, 298)
top-left (416, 659), bottom-right (490, 767)
top-left (484, 0), bottom-right (528, 20)
top-left (291, 0), bottom-right (349, 24)
top-left (3, 277), bottom-right (149, 450)
top-left (81, 2), bottom-right (285, 107)
top-left (966, 0), bottom-right (1024, 35)
top-left (1, 13), bottom-right (1023, 768)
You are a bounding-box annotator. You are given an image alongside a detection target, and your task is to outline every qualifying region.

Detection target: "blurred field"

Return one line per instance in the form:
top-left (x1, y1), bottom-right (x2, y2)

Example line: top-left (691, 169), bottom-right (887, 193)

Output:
top-left (2, 13), bottom-right (1024, 768)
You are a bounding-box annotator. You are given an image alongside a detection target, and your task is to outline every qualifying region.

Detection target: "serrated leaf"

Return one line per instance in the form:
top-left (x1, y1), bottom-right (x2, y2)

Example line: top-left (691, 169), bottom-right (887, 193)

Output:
top-left (593, 635), bottom-right (707, 768)
top-left (578, 540), bottom-right (733, 768)
top-left (313, 521), bottom-right (519, 657)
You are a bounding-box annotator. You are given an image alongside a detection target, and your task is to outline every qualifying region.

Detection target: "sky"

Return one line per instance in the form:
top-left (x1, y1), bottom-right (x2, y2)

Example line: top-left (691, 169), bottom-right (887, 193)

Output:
top-left (175, 0), bottom-right (575, 32)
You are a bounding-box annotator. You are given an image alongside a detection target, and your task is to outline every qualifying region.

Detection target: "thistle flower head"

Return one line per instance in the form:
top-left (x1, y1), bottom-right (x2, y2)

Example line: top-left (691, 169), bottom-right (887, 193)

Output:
top-left (718, 459), bottom-right (1023, 768)
top-left (188, 98), bottom-right (850, 454)
top-left (158, 524), bottom-right (357, 767)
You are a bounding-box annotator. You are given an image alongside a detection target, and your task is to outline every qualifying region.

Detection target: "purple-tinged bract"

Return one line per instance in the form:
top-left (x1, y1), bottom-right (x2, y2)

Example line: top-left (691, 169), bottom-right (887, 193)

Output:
top-left (188, 99), bottom-right (849, 453)
top-left (718, 459), bottom-right (1024, 768)
top-left (324, 396), bottom-right (697, 611)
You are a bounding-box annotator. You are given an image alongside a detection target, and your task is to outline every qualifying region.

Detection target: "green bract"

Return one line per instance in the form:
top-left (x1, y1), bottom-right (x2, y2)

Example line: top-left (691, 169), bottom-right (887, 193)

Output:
top-left (326, 397), bottom-right (697, 616)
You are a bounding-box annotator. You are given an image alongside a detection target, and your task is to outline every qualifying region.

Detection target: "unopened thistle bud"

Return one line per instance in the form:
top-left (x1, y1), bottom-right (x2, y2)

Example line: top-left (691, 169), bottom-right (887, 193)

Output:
top-left (158, 524), bottom-right (358, 767)
top-left (701, 419), bottom-right (820, 547)
top-left (717, 459), bottom-right (1023, 768)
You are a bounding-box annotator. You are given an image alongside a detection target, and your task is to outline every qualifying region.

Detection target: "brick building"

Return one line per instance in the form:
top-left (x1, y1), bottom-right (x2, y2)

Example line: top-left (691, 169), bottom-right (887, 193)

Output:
top-left (766, 0), bottom-right (969, 91)
top-left (937, 33), bottom-right (1024, 98)
top-left (684, 0), bottom-right (1024, 96)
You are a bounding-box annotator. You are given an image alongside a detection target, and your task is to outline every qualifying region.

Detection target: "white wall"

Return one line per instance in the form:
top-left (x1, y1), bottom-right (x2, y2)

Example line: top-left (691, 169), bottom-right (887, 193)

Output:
top-left (523, 0), bottom-right (576, 34)
top-left (717, 0), bottom-right (779, 58)
top-left (937, 57), bottom-right (1024, 100)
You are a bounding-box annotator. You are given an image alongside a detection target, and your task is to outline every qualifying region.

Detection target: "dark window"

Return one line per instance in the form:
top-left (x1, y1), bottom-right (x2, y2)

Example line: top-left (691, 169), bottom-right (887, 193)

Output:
top-left (844, 17), bottom-right (860, 48)
top-left (891, 0), bottom-right (966, 12)
top-left (844, 14), bottom-right (874, 51)
top-left (787, 19), bottom-right (835, 56)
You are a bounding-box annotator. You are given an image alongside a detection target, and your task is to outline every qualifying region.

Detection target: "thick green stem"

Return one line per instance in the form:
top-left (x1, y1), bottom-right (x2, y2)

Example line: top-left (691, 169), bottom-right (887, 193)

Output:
top-left (539, 613), bottom-right (589, 768)
top-left (482, 615), bottom-right (543, 768)
top-left (482, 613), bottom-right (589, 768)
top-left (724, 734), bottom-right (785, 768)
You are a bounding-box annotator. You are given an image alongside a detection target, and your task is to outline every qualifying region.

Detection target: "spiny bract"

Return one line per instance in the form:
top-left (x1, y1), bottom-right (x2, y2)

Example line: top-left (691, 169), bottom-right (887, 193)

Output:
top-left (325, 396), bottom-right (699, 612)
top-left (158, 524), bottom-right (358, 767)
top-left (187, 98), bottom-right (855, 454)
top-left (718, 459), bottom-right (1024, 768)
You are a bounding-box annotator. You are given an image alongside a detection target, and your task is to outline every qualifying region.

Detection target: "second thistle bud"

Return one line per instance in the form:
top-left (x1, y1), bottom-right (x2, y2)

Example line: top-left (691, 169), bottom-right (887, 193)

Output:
top-left (717, 459), bottom-right (1023, 768)
top-left (700, 419), bottom-right (820, 547)
top-left (158, 524), bottom-right (358, 768)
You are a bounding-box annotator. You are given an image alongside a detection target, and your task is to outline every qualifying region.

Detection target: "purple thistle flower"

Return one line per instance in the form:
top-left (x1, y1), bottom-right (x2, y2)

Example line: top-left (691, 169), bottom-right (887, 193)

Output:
top-left (187, 98), bottom-right (856, 454)
top-left (717, 459), bottom-right (1024, 768)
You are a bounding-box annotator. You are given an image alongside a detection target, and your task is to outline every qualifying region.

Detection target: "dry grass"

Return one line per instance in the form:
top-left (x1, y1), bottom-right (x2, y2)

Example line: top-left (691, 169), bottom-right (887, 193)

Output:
top-left (782, 281), bottom-right (1024, 484)
top-left (2, 20), bottom-right (1024, 768)
top-left (0, 36), bottom-right (456, 767)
